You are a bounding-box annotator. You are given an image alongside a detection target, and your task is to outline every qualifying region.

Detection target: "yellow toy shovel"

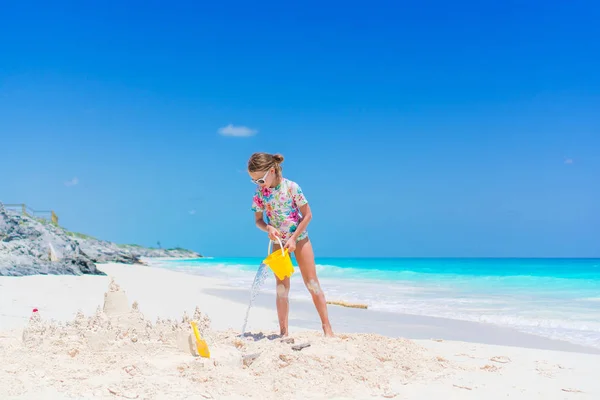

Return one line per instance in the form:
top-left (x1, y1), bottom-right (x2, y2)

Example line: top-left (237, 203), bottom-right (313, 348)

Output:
top-left (190, 321), bottom-right (210, 358)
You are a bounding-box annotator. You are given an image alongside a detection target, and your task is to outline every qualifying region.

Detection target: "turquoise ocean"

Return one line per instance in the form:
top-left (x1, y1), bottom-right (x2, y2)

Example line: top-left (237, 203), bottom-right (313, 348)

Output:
top-left (158, 257), bottom-right (600, 349)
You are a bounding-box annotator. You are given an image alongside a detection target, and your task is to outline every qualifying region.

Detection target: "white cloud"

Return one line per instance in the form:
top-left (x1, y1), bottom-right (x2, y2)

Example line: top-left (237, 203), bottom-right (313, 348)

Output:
top-left (64, 177), bottom-right (79, 187)
top-left (218, 124), bottom-right (258, 137)
top-left (564, 158), bottom-right (574, 165)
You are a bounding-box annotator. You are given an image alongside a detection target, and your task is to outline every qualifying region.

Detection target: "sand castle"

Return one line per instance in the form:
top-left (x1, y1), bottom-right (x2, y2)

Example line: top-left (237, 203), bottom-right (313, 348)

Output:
top-left (5, 277), bottom-right (458, 399)
top-left (22, 277), bottom-right (215, 358)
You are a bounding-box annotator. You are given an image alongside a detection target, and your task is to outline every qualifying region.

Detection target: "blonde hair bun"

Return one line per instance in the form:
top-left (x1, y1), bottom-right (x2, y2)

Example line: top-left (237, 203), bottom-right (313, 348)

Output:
top-left (247, 152), bottom-right (285, 177)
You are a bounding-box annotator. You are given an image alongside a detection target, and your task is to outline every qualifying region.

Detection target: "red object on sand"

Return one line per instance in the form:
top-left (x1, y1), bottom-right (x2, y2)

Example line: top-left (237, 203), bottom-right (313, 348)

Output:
top-left (32, 308), bottom-right (38, 313)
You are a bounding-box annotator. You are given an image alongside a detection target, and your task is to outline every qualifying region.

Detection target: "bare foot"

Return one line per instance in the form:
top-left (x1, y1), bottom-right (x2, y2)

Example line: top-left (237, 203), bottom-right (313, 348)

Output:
top-left (323, 324), bottom-right (334, 337)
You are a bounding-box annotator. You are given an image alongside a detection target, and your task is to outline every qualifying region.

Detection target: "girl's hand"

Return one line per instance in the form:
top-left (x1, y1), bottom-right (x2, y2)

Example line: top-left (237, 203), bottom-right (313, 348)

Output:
top-left (284, 238), bottom-right (296, 253)
top-left (267, 226), bottom-right (281, 241)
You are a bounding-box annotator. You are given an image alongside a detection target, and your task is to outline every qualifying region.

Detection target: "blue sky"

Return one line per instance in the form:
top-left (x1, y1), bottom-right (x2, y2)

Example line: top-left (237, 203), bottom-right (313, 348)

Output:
top-left (1, 1), bottom-right (598, 257)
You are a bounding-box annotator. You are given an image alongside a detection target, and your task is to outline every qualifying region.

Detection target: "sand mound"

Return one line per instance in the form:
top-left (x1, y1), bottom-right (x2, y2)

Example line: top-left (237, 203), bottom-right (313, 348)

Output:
top-left (0, 278), bottom-right (456, 399)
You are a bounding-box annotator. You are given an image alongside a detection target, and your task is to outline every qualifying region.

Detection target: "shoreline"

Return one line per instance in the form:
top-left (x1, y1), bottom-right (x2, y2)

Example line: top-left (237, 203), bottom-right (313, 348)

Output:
top-left (154, 257), bottom-right (600, 352)
top-left (167, 261), bottom-right (600, 354)
top-left (202, 286), bottom-right (600, 355)
top-left (2, 261), bottom-right (598, 354)
top-left (1, 262), bottom-right (599, 398)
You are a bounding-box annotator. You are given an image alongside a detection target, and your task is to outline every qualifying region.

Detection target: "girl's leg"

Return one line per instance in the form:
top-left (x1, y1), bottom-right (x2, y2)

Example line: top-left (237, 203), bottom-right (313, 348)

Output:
top-left (294, 238), bottom-right (334, 337)
top-left (272, 242), bottom-right (290, 336)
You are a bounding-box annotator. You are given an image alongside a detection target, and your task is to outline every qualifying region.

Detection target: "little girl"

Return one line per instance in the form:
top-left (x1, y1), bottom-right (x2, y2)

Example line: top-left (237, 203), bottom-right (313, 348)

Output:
top-left (248, 152), bottom-right (334, 337)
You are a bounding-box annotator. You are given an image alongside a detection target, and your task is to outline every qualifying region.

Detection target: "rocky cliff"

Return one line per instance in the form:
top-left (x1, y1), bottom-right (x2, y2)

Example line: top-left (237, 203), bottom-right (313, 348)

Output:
top-left (73, 238), bottom-right (202, 264)
top-left (0, 203), bottom-right (102, 276)
top-left (0, 202), bottom-right (201, 276)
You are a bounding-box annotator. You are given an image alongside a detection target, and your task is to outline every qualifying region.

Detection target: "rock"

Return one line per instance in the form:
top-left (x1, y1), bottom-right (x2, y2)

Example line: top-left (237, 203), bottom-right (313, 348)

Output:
top-left (0, 201), bottom-right (202, 276)
top-left (0, 203), bottom-right (103, 276)
top-left (74, 239), bottom-right (201, 264)
top-left (291, 342), bottom-right (311, 351)
top-left (73, 237), bottom-right (141, 264)
top-left (242, 352), bottom-right (261, 367)
top-left (116, 244), bottom-right (202, 259)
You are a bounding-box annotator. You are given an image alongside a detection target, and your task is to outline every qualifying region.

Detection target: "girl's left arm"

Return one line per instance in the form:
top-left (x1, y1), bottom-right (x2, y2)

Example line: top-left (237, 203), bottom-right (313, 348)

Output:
top-left (290, 203), bottom-right (312, 241)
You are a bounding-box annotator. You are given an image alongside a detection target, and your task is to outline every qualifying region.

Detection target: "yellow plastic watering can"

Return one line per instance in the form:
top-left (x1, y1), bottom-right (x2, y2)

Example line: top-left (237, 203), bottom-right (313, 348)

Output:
top-left (262, 237), bottom-right (294, 281)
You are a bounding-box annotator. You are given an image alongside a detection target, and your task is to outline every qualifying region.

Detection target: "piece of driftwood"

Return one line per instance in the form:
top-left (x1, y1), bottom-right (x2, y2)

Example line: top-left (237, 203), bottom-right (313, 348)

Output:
top-left (326, 300), bottom-right (368, 309)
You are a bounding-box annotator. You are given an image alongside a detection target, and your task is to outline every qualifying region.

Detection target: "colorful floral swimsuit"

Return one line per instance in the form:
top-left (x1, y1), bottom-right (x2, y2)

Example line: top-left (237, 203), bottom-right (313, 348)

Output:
top-left (251, 178), bottom-right (309, 243)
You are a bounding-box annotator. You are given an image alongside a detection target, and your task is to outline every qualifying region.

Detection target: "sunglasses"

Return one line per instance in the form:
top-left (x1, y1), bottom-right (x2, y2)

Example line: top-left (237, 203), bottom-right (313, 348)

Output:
top-left (251, 170), bottom-right (271, 185)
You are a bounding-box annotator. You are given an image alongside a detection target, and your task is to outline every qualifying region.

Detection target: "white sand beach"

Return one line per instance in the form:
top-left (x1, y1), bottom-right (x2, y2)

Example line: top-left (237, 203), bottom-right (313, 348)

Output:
top-left (1, 262), bottom-right (598, 399)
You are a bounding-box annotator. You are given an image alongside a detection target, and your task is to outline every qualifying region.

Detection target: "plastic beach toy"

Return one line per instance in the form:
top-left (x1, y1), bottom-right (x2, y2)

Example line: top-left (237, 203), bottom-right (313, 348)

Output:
top-left (262, 237), bottom-right (295, 281)
top-left (190, 321), bottom-right (210, 358)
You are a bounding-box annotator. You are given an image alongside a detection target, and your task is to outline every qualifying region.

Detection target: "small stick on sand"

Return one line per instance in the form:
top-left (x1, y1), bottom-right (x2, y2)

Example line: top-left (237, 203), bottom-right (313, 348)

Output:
top-left (561, 388), bottom-right (583, 393)
top-left (326, 300), bottom-right (368, 309)
top-left (453, 384), bottom-right (473, 391)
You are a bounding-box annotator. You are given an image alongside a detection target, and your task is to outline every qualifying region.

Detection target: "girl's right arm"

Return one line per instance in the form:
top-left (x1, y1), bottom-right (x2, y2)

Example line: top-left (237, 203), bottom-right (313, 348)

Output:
top-left (254, 212), bottom-right (268, 232)
top-left (255, 212), bottom-right (280, 240)
top-left (252, 191), bottom-right (279, 239)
